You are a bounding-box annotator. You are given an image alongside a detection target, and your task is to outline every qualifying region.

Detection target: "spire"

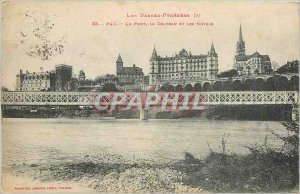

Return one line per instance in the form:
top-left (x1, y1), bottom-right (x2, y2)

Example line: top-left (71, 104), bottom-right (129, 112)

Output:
top-left (150, 45), bottom-right (158, 60)
top-left (239, 24), bottom-right (243, 41)
top-left (209, 40), bottom-right (217, 56)
top-left (116, 54), bottom-right (123, 63)
top-left (236, 24), bottom-right (246, 56)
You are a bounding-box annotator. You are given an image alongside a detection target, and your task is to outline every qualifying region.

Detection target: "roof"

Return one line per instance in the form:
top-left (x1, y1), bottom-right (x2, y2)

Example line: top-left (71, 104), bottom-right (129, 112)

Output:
top-left (209, 42), bottom-right (217, 56)
top-left (251, 51), bottom-right (263, 58)
top-left (156, 48), bottom-right (208, 61)
top-left (150, 47), bottom-right (158, 60)
top-left (178, 49), bottom-right (189, 57)
top-left (235, 52), bottom-right (271, 62)
top-left (235, 55), bottom-right (251, 61)
top-left (262, 55), bottom-right (270, 61)
top-left (97, 74), bottom-right (118, 79)
top-left (116, 54), bottom-right (123, 63)
top-left (55, 64), bottom-right (72, 69)
top-left (118, 66), bottom-right (144, 75)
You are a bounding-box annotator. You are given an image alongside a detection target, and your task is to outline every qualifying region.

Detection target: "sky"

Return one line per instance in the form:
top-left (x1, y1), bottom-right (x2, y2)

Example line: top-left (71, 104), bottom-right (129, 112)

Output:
top-left (2, 1), bottom-right (299, 90)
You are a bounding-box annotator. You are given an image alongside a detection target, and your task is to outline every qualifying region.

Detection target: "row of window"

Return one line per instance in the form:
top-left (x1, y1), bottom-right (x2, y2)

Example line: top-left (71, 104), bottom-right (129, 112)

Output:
top-left (21, 87), bottom-right (49, 91)
top-left (22, 80), bottom-right (49, 84)
top-left (23, 74), bottom-right (51, 80)
top-left (156, 58), bottom-right (217, 63)
top-left (117, 74), bottom-right (143, 77)
top-left (23, 83), bottom-right (48, 87)
top-left (237, 58), bottom-right (268, 65)
top-left (158, 72), bottom-right (209, 79)
top-left (158, 64), bottom-right (211, 72)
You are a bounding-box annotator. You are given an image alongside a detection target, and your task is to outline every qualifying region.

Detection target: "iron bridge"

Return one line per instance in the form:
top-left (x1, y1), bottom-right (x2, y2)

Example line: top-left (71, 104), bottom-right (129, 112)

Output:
top-left (1, 91), bottom-right (298, 106)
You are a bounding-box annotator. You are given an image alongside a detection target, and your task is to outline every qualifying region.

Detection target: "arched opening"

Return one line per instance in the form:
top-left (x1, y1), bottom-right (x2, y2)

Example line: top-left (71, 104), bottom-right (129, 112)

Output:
top-left (276, 76), bottom-right (290, 91)
top-left (223, 81), bottom-right (232, 91)
top-left (232, 80), bottom-right (242, 91)
top-left (255, 78), bottom-right (265, 91)
top-left (266, 77), bottom-right (276, 91)
top-left (175, 85), bottom-right (183, 92)
top-left (167, 85), bottom-right (175, 92)
top-left (203, 82), bottom-right (211, 91)
top-left (159, 86), bottom-right (166, 92)
top-left (194, 83), bottom-right (202, 91)
top-left (184, 84), bottom-right (194, 91)
top-left (290, 76), bottom-right (299, 91)
top-left (244, 79), bottom-right (256, 91)
top-left (213, 81), bottom-right (222, 91)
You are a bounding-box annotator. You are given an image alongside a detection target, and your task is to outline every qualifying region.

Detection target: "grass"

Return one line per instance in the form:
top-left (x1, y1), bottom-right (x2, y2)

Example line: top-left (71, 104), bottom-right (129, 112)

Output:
top-left (7, 149), bottom-right (298, 193)
top-left (176, 151), bottom-right (298, 192)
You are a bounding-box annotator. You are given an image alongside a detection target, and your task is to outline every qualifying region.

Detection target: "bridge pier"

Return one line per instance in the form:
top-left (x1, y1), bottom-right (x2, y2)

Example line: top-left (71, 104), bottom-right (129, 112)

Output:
top-left (291, 104), bottom-right (299, 121)
top-left (140, 109), bottom-right (149, 121)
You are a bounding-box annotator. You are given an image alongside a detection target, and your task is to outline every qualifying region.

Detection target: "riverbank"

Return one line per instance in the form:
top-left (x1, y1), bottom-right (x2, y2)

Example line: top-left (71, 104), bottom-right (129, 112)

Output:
top-left (2, 153), bottom-right (204, 193)
top-left (3, 151), bottom-right (298, 193)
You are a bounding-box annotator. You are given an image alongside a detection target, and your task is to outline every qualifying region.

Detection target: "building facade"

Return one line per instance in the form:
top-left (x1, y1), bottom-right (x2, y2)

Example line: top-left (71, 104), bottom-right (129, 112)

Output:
top-left (95, 74), bottom-right (119, 85)
top-left (116, 55), bottom-right (144, 85)
top-left (16, 64), bottom-right (73, 92)
top-left (149, 43), bottom-right (218, 85)
top-left (234, 25), bottom-right (272, 76)
top-left (16, 69), bottom-right (56, 91)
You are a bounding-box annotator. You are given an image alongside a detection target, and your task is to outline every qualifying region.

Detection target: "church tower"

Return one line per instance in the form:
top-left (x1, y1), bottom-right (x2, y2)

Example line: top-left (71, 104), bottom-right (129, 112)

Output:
top-left (207, 41), bottom-right (218, 79)
top-left (236, 24), bottom-right (246, 56)
top-left (116, 54), bottom-right (123, 75)
top-left (149, 46), bottom-right (159, 85)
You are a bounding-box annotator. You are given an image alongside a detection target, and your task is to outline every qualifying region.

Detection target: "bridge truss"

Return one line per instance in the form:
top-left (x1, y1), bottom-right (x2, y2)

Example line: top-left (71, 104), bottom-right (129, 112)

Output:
top-left (1, 91), bottom-right (298, 106)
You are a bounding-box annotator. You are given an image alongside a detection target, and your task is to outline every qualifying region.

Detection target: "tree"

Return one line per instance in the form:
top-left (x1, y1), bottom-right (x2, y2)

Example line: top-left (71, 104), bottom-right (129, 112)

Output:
top-left (276, 60), bottom-right (299, 74)
top-left (101, 83), bottom-right (117, 92)
top-left (271, 61), bottom-right (279, 72)
top-left (1, 86), bottom-right (10, 91)
top-left (217, 69), bottom-right (238, 78)
top-left (273, 105), bottom-right (299, 158)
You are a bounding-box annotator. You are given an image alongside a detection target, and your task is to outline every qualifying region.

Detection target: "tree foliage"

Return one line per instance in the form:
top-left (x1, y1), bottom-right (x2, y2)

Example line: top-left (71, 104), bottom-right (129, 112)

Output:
top-left (1, 86), bottom-right (10, 91)
top-left (101, 83), bottom-right (117, 92)
top-left (217, 69), bottom-right (238, 78)
top-left (276, 60), bottom-right (299, 74)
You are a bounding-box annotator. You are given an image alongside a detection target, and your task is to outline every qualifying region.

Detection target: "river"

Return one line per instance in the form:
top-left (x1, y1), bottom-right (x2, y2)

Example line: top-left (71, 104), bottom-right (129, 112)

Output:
top-left (2, 118), bottom-right (287, 165)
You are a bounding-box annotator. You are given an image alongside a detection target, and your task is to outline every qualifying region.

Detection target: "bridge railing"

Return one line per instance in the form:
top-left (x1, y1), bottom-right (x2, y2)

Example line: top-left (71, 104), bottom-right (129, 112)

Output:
top-left (1, 91), bottom-right (298, 106)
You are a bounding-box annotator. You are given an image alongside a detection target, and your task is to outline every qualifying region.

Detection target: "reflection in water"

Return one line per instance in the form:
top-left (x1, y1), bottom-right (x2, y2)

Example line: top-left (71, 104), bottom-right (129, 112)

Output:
top-left (2, 118), bottom-right (286, 165)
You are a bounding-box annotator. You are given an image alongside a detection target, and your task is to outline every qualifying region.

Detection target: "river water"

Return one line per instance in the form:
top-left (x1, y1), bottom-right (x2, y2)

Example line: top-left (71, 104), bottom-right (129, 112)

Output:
top-left (2, 118), bottom-right (287, 165)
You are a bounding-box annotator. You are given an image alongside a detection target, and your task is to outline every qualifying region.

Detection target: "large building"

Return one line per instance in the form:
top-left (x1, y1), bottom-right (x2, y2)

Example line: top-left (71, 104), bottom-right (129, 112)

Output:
top-left (149, 43), bottom-right (218, 85)
top-left (16, 64), bottom-right (72, 91)
top-left (234, 25), bottom-right (272, 76)
top-left (16, 69), bottom-right (56, 91)
top-left (116, 55), bottom-right (144, 85)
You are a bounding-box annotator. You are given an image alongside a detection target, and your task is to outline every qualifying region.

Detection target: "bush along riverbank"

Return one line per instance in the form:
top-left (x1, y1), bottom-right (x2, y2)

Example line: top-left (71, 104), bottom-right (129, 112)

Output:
top-left (192, 112), bottom-right (299, 192)
top-left (4, 114), bottom-right (299, 192)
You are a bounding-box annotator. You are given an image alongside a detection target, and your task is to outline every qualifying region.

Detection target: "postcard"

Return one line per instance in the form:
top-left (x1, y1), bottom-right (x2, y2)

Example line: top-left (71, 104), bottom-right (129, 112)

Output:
top-left (1, 1), bottom-right (299, 193)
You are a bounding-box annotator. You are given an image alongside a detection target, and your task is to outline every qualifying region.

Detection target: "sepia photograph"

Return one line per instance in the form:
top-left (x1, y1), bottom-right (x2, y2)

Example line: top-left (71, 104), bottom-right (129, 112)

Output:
top-left (1, 1), bottom-right (299, 193)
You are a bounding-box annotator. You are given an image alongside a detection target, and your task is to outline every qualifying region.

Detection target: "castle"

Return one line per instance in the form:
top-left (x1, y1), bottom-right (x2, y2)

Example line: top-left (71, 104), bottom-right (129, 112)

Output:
top-left (16, 64), bottom-right (72, 91)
